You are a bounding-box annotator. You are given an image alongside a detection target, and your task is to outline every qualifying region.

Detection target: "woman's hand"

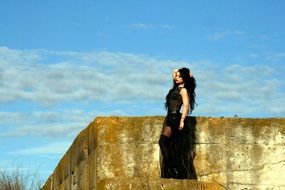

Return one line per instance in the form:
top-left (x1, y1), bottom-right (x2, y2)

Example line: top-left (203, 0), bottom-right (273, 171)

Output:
top-left (179, 120), bottom-right (184, 130)
top-left (172, 69), bottom-right (179, 79)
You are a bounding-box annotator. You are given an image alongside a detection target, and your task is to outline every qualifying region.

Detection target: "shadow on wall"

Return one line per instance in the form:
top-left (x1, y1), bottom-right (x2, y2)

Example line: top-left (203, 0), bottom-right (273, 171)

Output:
top-left (160, 116), bottom-right (197, 179)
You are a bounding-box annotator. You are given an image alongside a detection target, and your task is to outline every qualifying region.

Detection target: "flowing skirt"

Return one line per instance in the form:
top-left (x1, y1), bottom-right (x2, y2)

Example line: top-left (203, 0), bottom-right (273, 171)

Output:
top-left (159, 115), bottom-right (197, 179)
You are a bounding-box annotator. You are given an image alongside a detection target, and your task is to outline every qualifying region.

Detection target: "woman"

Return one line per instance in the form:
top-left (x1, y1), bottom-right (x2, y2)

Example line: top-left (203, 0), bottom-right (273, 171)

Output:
top-left (159, 67), bottom-right (196, 179)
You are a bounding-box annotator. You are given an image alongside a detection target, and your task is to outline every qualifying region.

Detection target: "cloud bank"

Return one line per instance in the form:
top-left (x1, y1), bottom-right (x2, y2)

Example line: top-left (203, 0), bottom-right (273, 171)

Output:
top-left (0, 47), bottom-right (175, 105)
top-left (0, 46), bottom-right (284, 141)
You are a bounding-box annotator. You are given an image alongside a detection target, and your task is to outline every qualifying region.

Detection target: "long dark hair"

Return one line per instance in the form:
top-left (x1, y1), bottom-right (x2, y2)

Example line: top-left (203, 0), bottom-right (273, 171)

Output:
top-left (165, 67), bottom-right (197, 114)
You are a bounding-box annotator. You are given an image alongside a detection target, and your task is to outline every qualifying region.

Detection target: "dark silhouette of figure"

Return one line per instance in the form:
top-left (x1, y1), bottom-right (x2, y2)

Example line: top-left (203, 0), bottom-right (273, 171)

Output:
top-left (159, 68), bottom-right (197, 179)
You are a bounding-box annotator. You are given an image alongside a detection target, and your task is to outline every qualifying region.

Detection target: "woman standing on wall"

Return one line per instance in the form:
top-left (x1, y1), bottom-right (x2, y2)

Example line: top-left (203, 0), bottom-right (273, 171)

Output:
top-left (159, 67), bottom-right (197, 179)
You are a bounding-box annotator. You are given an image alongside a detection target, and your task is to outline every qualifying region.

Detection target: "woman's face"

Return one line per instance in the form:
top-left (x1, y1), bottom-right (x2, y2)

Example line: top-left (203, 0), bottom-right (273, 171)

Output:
top-left (174, 71), bottom-right (184, 84)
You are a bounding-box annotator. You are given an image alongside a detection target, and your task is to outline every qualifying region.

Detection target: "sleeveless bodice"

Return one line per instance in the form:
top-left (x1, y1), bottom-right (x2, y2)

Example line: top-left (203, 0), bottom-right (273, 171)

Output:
top-left (167, 87), bottom-right (183, 114)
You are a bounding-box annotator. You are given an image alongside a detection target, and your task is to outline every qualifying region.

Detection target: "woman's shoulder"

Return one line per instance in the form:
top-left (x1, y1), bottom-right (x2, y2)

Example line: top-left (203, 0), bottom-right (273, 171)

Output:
top-left (180, 87), bottom-right (188, 95)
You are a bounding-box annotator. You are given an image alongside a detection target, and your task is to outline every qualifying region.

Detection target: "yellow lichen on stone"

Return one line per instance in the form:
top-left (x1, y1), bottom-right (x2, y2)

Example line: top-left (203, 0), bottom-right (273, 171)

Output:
top-left (42, 116), bottom-right (285, 190)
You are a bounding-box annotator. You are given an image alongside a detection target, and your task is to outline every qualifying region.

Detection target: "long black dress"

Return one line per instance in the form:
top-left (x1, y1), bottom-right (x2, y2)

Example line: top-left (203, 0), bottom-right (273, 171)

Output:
top-left (159, 86), bottom-right (197, 179)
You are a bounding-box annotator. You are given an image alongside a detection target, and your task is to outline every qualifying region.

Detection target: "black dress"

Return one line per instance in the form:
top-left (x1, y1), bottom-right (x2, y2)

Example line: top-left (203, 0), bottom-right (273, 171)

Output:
top-left (159, 86), bottom-right (197, 179)
top-left (165, 86), bottom-right (183, 136)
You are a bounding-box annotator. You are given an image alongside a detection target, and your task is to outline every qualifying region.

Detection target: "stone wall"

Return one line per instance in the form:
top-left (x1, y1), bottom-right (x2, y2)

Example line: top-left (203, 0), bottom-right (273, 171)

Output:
top-left (41, 116), bottom-right (285, 190)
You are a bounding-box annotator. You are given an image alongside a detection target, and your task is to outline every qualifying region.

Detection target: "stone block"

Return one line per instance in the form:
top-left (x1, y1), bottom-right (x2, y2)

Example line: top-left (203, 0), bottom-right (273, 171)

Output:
top-left (41, 116), bottom-right (285, 190)
top-left (96, 178), bottom-right (217, 190)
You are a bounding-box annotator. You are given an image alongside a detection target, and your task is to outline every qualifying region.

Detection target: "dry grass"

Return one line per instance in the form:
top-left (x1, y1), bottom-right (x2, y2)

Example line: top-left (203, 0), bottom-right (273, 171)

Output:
top-left (0, 167), bottom-right (42, 190)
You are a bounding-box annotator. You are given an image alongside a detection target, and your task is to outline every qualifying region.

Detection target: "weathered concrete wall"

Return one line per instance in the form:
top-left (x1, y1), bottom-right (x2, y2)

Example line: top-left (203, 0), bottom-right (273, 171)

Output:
top-left (41, 116), bottom-right (285, 190)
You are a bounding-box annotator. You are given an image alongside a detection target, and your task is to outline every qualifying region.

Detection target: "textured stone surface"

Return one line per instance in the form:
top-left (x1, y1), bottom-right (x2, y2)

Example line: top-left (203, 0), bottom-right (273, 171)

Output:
top-left (42, 116), bottom-right (285, 190)
top-left (96, 178), bottom-right (220, 190)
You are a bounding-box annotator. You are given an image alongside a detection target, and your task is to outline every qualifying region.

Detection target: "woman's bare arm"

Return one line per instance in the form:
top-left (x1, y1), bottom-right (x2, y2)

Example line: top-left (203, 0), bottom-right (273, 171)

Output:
top-left (179, 88), bottom-right (189, 130)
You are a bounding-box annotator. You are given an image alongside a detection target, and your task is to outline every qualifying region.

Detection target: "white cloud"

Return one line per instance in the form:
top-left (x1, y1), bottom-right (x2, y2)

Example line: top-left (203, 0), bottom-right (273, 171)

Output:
top-left (129, 23), bottom-right (175, 30)
top-left (129, 23), bottom-right (152, 30)
top-left (0, 46), bottom-right (284, 121)
top-left (249, 54), bottom-right (260, 58)
top-left (259, 34), bottom-right (278, 41)
top-left (192, 60), bottom-right (285, 117)
top-left (266, 52), bottom-right (285, 61)
top-left (160, 24), bottom-right (175, 30)
top-left (0, 108), bottom-right (131, 138)
top-left (207, 29), bottom-right (245, 41)
top-left (9, 141), bottom-right (72, 155)
top-left (0, 122), bottom-right (84, 138)
top-left (207, 31), bottom-right (228, 41)
top-left (0, 109), bottom-right (90, 125)
top-left (0, 48), bottom-right (178, 105)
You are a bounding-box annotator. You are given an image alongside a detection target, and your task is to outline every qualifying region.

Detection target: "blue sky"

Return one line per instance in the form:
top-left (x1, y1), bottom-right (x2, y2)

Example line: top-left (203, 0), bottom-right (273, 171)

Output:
top-left (1, 0), bottom-right (285, 184)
